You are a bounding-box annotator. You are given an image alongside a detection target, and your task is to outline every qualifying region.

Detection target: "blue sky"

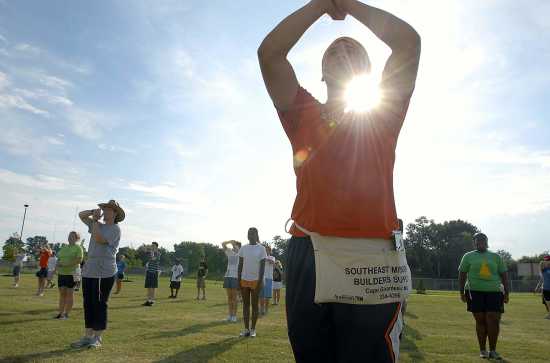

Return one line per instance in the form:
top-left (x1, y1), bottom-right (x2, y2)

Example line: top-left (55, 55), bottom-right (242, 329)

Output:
top-left (1, 0), bottom-right (549, 258)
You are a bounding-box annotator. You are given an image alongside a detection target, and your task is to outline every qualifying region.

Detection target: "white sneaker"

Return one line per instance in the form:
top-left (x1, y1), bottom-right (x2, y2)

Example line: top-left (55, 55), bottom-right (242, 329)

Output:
top-left (250, 329), bottom-right (257, 337)
top-left (231, 316), bottom-right (237, 323)
top-left (13, 284), bottom-right (18, 288)
top-left (479, 350), bottom-right (489, 359)
top-left (70, 336), bottom-right (93, 348)
top-left (223, 316), bottom-right (232, 322)
top-left (239, 329), bottom-right (250, 337)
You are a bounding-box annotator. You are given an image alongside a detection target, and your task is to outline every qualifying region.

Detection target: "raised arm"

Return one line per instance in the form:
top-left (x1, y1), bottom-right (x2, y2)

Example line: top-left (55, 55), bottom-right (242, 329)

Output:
top-left (336, 0), bottom-right (421, 99)
top-left (258, 0), bottom-right (344, 111)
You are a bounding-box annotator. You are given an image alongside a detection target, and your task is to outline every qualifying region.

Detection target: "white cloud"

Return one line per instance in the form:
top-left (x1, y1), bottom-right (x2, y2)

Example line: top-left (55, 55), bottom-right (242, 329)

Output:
top-left (45, 136), bottom-right (65, 145)
top-left (15, 88), bottom-right (73, 106)
top-left (0, 168), bottom-right (67, 190)
top-left (97, 143), bottom-right (136, 154)
top-left (0, 93), bottom-right (50, 116)
top-left (66, 108), bottom-right (116, 140)
top-left (14, 43), bottom-right (41, 55)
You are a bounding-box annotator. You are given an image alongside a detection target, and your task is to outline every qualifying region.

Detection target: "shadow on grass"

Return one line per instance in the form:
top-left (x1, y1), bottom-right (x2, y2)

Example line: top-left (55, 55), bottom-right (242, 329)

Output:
top-left (153, 337), bottom-right (240, 363)
top-left (0, 347), bottom-right (80, 363)
top-left (0, 317), bottom-right (54, 326)
top-left (405, 311), bottom-right (418, 319)
top-left (400, 324), bottom-right (424, 362)
top-left (146, 320), bottom-right (228, 339)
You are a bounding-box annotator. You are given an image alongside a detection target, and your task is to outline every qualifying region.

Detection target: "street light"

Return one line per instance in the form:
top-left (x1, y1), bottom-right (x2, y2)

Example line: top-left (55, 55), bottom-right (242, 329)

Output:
top-left (19, 204), bottom-right (29, 242)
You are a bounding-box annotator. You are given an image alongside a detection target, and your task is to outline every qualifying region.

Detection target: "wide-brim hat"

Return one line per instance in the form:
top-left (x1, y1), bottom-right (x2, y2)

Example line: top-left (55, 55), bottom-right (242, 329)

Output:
top-left (98, 199), bottom-right (125, 223)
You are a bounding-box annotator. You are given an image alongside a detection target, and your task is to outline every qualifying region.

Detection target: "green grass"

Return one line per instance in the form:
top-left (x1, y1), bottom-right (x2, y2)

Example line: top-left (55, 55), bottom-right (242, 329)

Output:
top-left (1, 274), bottom-right (549, 362)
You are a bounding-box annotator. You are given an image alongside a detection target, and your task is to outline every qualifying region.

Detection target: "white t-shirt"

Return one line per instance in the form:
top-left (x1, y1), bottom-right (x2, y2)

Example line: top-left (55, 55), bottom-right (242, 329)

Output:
top-left (47, 256), bottom-right (57, 271)
top-left (171, 264), bottom-right (184, 281)
top-left (224, 249), bottom-right (239, 278)
top-left (264, 256), bottom-right (276, 279)
top-left (238, 244), bottom-right (267, 281)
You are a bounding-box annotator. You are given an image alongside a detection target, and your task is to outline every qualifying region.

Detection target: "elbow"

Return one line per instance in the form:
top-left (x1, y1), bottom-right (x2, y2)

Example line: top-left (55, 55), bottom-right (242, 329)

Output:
top-left (257, 42), bottom-right (285, 64)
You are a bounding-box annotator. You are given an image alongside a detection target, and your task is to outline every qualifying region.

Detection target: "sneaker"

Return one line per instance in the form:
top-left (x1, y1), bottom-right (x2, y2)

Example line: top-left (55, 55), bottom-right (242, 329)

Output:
top-left (239, 329), bottom-right (250, 337)
top-left (250, 329), bottom-right (257, 337)
top-left (488, 351), bottom-right (503, 361)
top-left (88, 336), bottom-right (102, 349)
top-left (142, 301), bottom-right (153, 306)
top-left (231, 316), bottom-right (237, 323)
top-left (70, 336), bottom-right (93, 348)
top-left (54, 313), bottom-right (62, 319)
top-left (224, 316), bottom-right (232, 322)
top-left (13, 284), bottom-right (18, 288)
top-left (59, 314), bottom-right (68, 320)
top-left (479, 350), bottom-right (489, 359)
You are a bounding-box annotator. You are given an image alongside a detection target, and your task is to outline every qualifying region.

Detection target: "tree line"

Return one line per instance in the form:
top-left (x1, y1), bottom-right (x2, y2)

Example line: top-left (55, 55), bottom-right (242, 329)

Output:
top-left (2, 217), bottom-right (547, 279)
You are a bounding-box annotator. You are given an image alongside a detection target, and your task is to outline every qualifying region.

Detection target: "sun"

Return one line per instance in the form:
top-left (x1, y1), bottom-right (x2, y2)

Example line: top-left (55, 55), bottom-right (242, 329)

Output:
top-left (344, 74), bottom-right (382, 113)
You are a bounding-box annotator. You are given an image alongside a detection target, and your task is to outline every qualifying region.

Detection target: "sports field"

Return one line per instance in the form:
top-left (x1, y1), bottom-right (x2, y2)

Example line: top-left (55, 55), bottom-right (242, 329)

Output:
top-left (1, 274), bottom-right (548, 363)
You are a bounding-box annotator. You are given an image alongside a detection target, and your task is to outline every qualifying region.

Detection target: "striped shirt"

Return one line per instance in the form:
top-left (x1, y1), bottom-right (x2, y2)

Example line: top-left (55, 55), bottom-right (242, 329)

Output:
top-left (146, 251), bottom-right (161, 273)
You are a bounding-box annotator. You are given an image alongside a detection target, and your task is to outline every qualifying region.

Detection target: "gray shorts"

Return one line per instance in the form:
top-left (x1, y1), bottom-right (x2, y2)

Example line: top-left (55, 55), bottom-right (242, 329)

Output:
top-left (223, 277), bottom-right (239, 289)
top-left (196, 276), bottom-right (206, 288)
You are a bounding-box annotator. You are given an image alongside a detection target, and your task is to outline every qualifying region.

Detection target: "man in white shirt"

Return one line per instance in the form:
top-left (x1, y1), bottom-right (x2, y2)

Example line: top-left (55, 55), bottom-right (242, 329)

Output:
top-left (238, 228), bottom-right (267, 337)
top-left (169, 259), bottom-right (184, 299)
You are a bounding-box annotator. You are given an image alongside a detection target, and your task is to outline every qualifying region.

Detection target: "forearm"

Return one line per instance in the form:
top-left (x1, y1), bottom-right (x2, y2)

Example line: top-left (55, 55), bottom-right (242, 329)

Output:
top-left (500, 273), bottom-right (509, 294)
top-left (342, 0), bottom-right (420, 50)
top-left (459, 273), bottom-right (467, 293)
top-left (258, 1), bottom-right (325, 59)
top-left (79, 210), bottom-right (93, 224)
top-left (91, 222), bottom-right (107, 244)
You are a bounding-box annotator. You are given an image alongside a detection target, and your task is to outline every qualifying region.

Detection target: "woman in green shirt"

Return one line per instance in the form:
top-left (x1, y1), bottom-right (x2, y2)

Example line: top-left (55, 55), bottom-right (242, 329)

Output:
top-left (458, 233), bottom-right (509, 361)
top-left (55, 231), bottom-right (84, 319)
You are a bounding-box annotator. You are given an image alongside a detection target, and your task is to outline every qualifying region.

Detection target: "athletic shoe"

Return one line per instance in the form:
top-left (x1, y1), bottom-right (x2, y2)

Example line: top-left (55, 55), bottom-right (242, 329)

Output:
top-left (54, 313), bottom-right (63, 319)
top-left (479, 350), bottom-right (489, 359)
top-left (224, 316), bottom-right (232, 322)
top-left (489, 351), bottom-right (503, 361)
top-left (88, 336), bottom-right (102, 349)
top-left (13, 284), bottom-right (18, 288)
top-left (250, 329), bottom-right (256, 337)
top-left (231, 316), bottom-right (237, 323)
top-left (59, 314), bottom-right (68, 320)
top-left (142, 301), bottom-right (154, 306)
top-left (70, 336), bottom-right (93, 348)
top-left (239, 329), bottom-right (250, 337)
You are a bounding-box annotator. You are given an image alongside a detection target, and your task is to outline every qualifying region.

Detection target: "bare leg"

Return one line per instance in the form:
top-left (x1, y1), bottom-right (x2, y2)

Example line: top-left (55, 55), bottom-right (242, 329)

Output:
top-left (473, 313), bottom-right (488, 351)
top-left (174, 288), bottom-right (179, 298)
top-left (196, 288), bottom-right (200, 300)
top-left (486, 312), bottom-right (501, 351)
top-left (226, 288), bottom-right (232, 316)
top-left (242, 287), bottom-right (251, 330)
top-left (201, 287), bottom-right (206, 299)
top-left (230, 289), bottom-right (238, 316)
top-left (65, 288), bottom-right (74, 315)
top-left (251, 289), bottom-right (260, 330)
top-left (115, 279), bottom-right (122, 294)
top-left (58, 288), bottom-right (66, 314)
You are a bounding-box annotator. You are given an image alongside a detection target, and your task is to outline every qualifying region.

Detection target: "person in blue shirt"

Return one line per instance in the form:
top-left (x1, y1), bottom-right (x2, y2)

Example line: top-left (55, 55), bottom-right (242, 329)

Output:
top-left (114, 254), bottom-right (127, 294)
top-left (541, 256), bottom-right (550, 319)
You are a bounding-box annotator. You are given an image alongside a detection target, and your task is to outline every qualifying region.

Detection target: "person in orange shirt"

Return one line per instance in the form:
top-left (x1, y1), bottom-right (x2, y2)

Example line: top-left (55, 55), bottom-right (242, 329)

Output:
top-left (35, 244), bottom-right (53, 296)
top-left (258, 0), bottom-right (420, 361)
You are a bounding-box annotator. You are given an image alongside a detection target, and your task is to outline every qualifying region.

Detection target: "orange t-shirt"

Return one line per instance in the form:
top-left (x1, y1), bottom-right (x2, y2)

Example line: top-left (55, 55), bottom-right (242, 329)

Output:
top-left (277, 87), bottom-right (411, 239)
top-left (39, 250), bottom-right (52, 268)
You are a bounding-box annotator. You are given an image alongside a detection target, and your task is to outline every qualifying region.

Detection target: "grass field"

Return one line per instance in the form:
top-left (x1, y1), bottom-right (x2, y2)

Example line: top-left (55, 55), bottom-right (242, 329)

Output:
top-left (1, 274), bottom-right (549, 363)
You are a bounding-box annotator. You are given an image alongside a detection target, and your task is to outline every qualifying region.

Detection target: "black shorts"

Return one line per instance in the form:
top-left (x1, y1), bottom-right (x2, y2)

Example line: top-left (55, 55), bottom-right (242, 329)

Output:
top-left (542, 290), bottom-right (550, 304)
top-left (13, 266), bottom-right (21, 276)
top-left (117, 272), bottom-right (125, 280)
top-left (36, 267), bottom-right (48, 278)
top-left (286, 236), bottom-right (403, 363)
top-left (58, 274), bottom-right (76, 289)
top-left (170, 281), bottom-right (181, 289)
top-left (145, 271), bottom-right (158, 288)
top-left (466, 290), bottom-right (504, 313)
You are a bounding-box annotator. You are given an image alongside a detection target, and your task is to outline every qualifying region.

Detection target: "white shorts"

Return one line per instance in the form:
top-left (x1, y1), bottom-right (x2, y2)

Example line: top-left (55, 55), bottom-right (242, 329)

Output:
top-left (47, 270), bottom-right (55, 280)
top-left (272, 281), bottom-right (283, 290)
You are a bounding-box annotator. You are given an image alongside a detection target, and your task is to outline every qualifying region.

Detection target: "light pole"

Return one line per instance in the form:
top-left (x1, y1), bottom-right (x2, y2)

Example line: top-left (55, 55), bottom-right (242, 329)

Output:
top-left (19, 204), bottom-right (29, 242)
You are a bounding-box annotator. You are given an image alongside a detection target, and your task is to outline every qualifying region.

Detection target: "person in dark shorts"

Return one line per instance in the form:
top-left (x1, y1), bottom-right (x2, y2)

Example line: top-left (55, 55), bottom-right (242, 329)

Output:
top-left (143, 242), bottom-right (161, 306)
top-left (540, 256), bottom-right (550, 319)
top-left (169, 259), bottom-right (184, 299)
top-left (35, 244), bottom-right (52, 296)
top-left (70, 200), bottom-right (124, 349)
top-left (258, 0), bottom-right (420, 360)
top-left (114, 254), bottom-right (126, 294)
top-left (459, 233), bottom-right (509, 360)
top-left (196, 255), bottom-right (208, 300)
top-left (55, 231), bottom-right (84, 319)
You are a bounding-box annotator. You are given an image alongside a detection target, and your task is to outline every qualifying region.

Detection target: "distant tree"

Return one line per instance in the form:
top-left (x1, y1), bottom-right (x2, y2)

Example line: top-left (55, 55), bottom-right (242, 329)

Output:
top-left (2, 233), bottom-right (25, 261)
top-left (496, 249), bottom-right (517, 279)
top-left (118, 246), bottom-right (142, 268)
top-left (271, 235), bottom-right (289, 268)
top-left (518, 251), bottom-right (550, 264)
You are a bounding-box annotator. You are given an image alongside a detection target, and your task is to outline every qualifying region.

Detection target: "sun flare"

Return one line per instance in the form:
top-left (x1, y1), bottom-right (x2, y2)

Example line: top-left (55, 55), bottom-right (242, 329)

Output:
top-left (344, 75), bottom-right (381, 113)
